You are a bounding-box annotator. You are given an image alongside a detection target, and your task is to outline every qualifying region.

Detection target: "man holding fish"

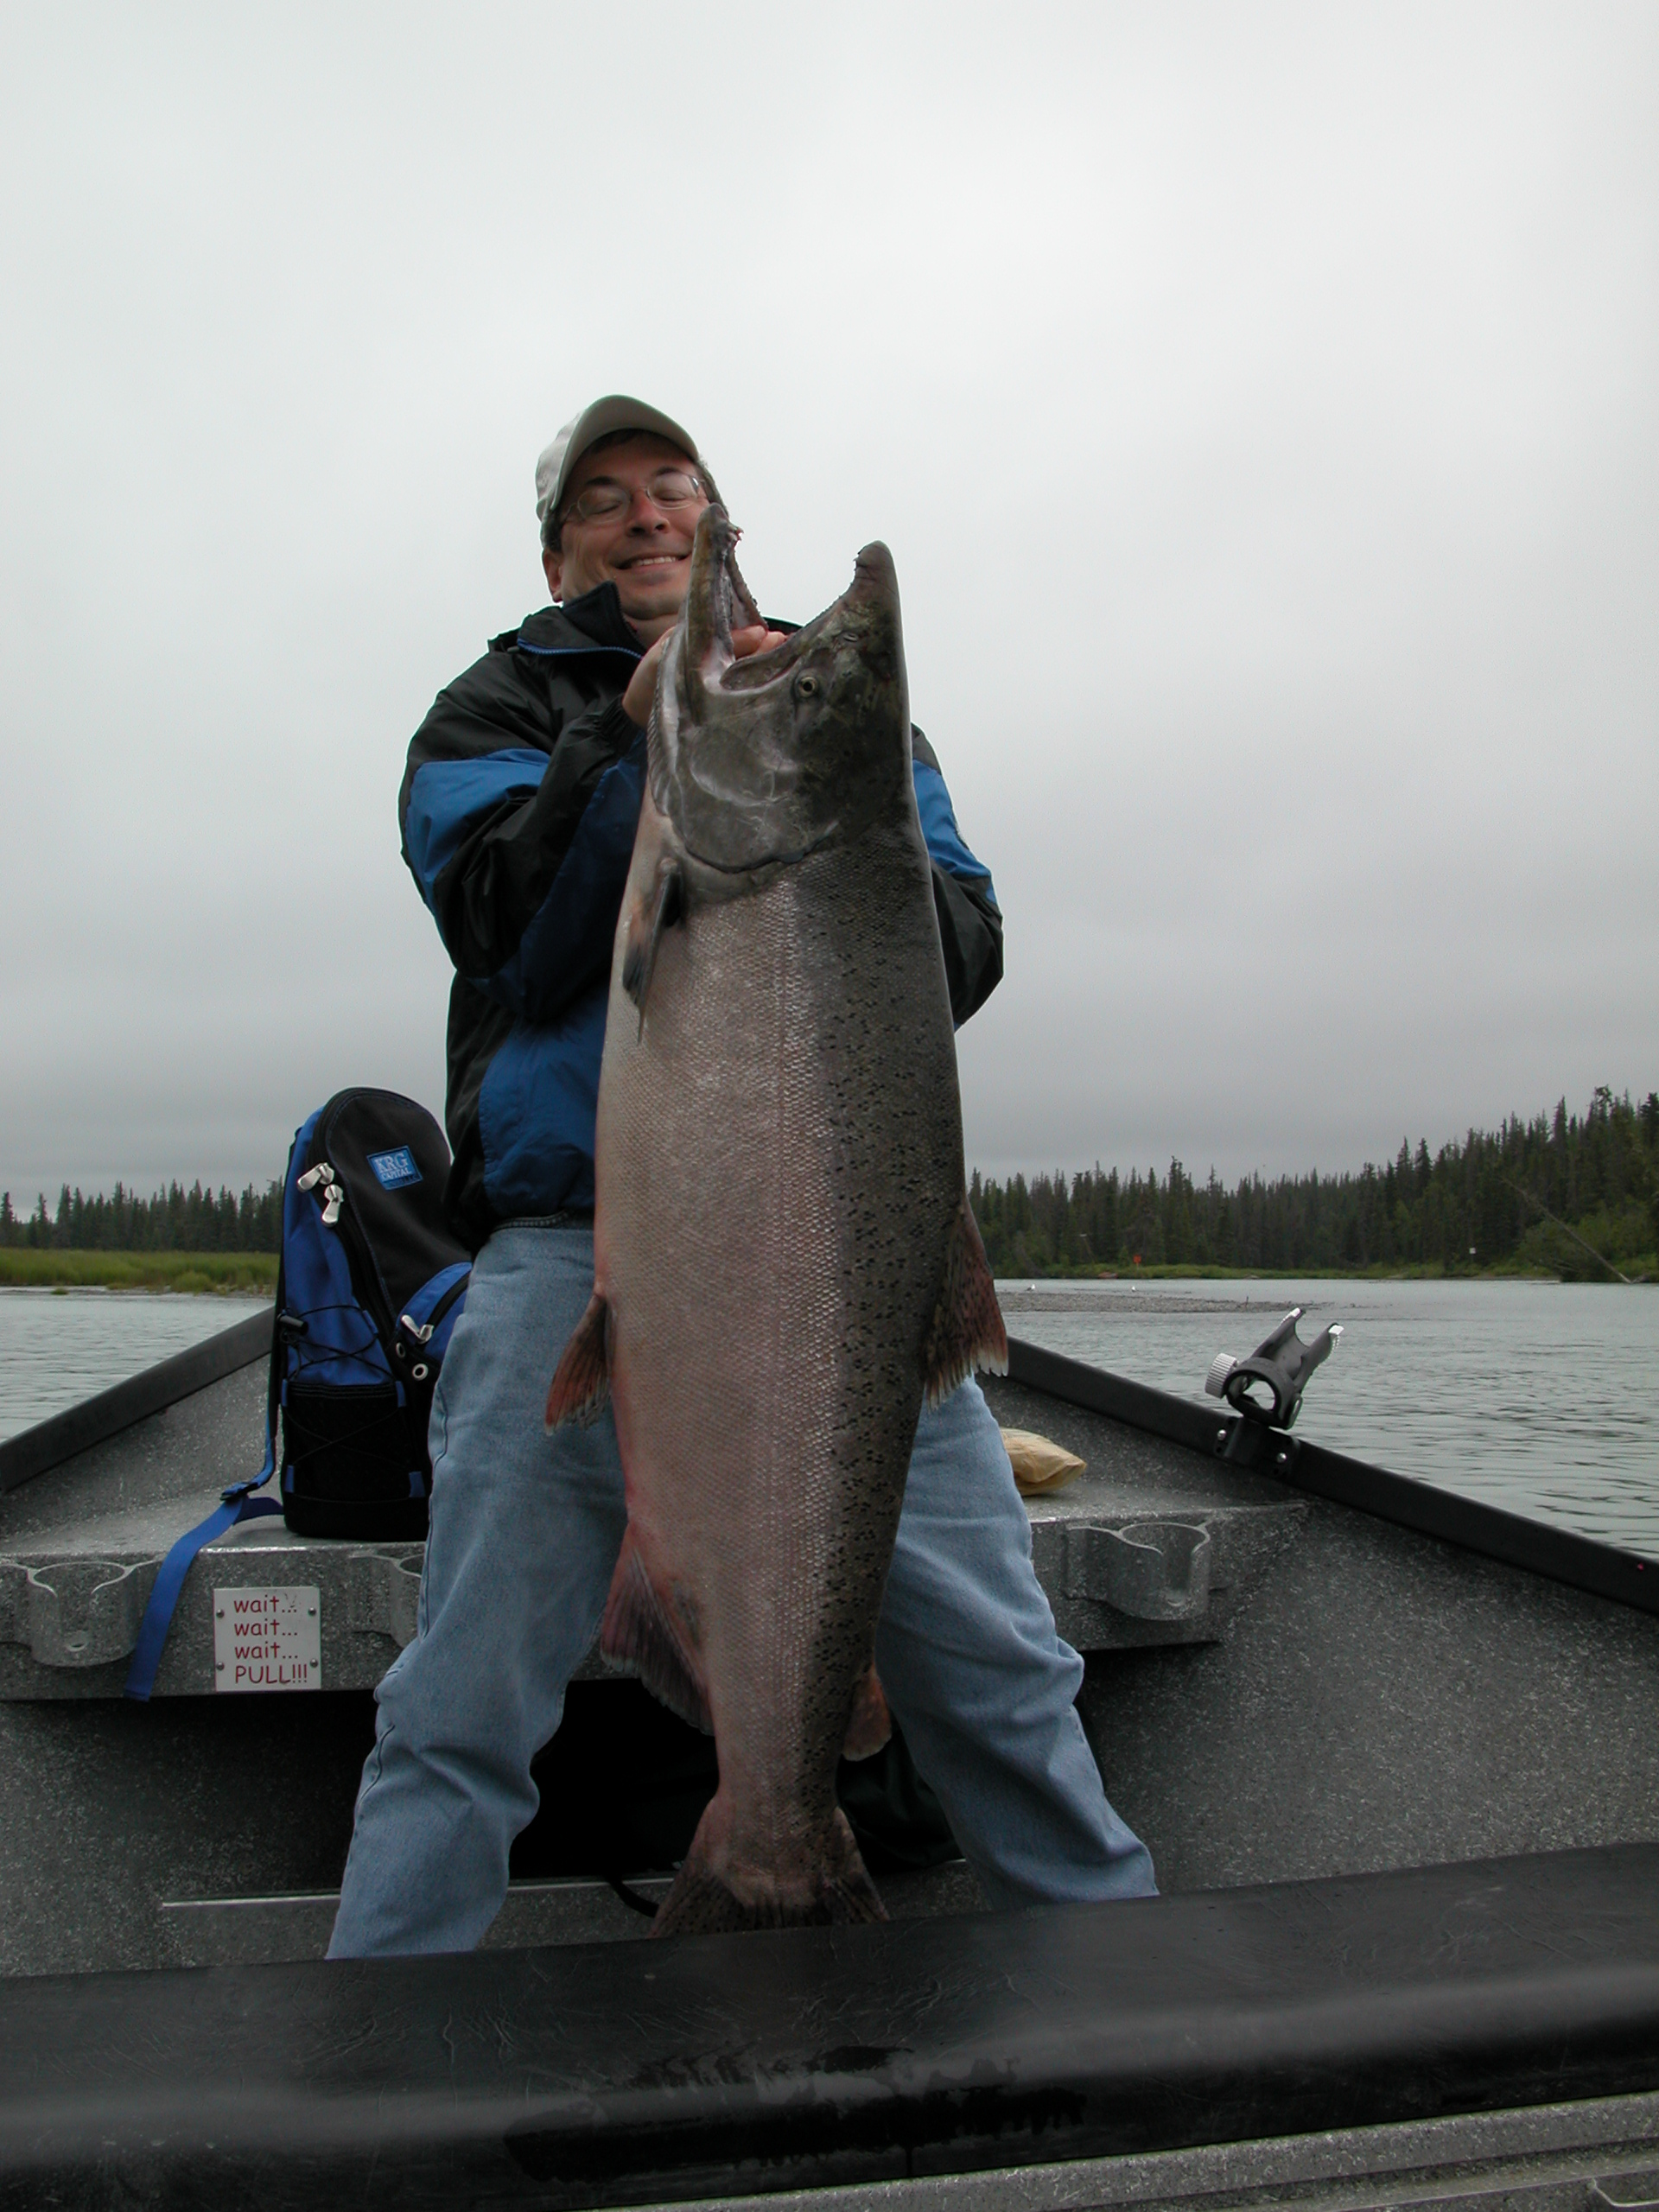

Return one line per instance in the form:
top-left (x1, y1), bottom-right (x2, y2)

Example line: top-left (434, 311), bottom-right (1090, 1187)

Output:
top-left (328, 397), bottom-right (1154, 1951)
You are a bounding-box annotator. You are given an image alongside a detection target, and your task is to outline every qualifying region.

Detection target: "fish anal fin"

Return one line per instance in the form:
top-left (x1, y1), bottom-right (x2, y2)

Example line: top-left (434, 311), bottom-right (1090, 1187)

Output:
top-left (601, 1527), bottom-right (713, 1734)
top-left (922, 1192), bottom-right (1008, 1408)
top-left (620, 858), bottom-right (685, 1034)
top-left (545, 1293), bottom-right (610, 1430)
top-left (842, 1662), bottom-right (891, 1761)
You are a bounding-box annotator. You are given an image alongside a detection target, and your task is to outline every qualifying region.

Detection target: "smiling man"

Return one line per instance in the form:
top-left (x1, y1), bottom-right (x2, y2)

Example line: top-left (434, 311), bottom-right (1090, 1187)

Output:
top-left (540, 416), bottom-right (786, 728)
top-left (327, 396), bottom-right (1154, 1955)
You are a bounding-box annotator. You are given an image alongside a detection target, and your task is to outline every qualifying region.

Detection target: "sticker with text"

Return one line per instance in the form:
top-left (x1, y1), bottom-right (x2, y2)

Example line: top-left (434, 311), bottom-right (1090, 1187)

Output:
top-left (213, 1586), bottom-right (321, 1692)
top-left (367, 1147), bottom-right (422, 1190)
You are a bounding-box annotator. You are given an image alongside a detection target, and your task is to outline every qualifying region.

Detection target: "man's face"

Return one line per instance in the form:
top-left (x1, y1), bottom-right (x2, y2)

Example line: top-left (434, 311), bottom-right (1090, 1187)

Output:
top-left (543, 433), bottom-right (709, 644)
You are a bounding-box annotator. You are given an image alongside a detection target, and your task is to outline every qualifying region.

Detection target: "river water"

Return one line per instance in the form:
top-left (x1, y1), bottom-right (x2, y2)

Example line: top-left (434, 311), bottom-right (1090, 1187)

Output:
top-left (1001, 1277), bottom-right (1659, 1562)
top-left (0, 1292), bottom-right (271, 1444)
top-left (2, 1280), bottom-right (1656, 1560)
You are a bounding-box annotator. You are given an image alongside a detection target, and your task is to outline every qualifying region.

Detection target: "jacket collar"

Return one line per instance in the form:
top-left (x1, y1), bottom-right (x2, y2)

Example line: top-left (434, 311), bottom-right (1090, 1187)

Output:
top-left (500, 586), bottom-right (800, 659)
top-left (499, 583), bottom-right (642, 658)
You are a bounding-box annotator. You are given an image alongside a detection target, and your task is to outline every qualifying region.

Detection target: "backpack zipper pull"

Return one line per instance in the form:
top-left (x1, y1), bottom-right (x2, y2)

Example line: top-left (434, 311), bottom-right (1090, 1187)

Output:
top-left (397, 1312), bottom-right (435, 1381)
top-left (296, 1163), bottom-right (344, 1224)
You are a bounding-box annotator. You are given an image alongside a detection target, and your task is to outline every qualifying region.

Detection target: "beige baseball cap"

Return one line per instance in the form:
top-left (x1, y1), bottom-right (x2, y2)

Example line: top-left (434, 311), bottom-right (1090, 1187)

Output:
top-left (534, 395), bottom-right (702, 525)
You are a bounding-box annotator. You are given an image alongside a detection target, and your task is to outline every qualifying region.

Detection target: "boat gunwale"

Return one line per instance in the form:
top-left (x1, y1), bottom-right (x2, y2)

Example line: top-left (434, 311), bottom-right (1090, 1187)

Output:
top-left (1002, 1337), bottom-right (1659, 1620)
top-left (0, 1308), bottom-right (272, 1496)
top-left (2, 1315), bottom-right (1654, 1622)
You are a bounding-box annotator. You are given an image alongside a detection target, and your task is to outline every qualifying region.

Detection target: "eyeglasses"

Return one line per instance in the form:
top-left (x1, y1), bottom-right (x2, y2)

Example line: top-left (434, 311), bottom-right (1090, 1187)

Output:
top-left (561, 467), bottom-right (706, 529)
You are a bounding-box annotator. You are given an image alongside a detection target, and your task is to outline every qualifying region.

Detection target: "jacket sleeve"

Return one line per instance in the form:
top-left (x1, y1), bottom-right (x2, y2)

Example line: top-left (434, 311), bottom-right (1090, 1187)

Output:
top-left (398, 655), bottom-right (644, 1026)
top-left (910, 728), bottom-right (1004, 1027)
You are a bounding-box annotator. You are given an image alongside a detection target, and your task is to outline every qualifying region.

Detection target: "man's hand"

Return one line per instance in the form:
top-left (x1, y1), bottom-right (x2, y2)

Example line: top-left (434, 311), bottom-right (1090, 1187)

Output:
top-left (620, 633), bottom-right (671, 728)
top-left (621, 624), bottom-right (789, 728)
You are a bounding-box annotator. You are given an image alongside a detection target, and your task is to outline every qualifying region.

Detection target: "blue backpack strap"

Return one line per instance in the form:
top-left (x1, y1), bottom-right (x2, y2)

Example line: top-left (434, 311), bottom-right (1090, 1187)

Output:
top-left (124, 1478), bottom-right (285, 1702)
top-left (125, 1286), bottom-right (288, 1704)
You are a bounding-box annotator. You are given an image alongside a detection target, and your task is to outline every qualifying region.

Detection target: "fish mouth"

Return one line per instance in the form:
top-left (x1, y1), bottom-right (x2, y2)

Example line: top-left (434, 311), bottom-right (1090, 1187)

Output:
top-left (656, 516), bottom-right (908, 877)
top-left (678, 507), bottom-right (764, 683)
top-left (848, 541), bottom-right (898, 603)
top-left (675, 505), bottom-right (899, 696)
top-left (715, 541), bottom-right (899, 696)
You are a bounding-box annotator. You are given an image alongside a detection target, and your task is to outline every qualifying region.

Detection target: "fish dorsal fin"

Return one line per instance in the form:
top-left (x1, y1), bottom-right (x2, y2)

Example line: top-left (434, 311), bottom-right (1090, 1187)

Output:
top-left (921, 1192), bottom-right (1009, 1408)
top-left (544, 1292), bottom-right (611, 1429)
top-left (601, 1528), bottom-right (714, 1734)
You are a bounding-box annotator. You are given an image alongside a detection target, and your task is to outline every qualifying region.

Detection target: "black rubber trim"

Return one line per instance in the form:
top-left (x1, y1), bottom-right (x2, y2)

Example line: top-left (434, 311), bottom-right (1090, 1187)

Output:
top-left (1, 1844), bottom-right (1656, 2205)
top-left (1005, 1335), bottom-right (1659, 1620)
top-left (0, 1309), bottom-right (272, 1495)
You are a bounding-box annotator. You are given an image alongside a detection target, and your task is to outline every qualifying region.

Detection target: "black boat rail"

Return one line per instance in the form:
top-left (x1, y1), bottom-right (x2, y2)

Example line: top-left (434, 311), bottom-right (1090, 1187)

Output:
top-left (3, 1843), bottom-right (1656, 2208)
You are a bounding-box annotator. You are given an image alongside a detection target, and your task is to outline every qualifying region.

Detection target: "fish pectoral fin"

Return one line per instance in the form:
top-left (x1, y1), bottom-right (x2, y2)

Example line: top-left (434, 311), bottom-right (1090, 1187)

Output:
top-left (544, 1293), bottom-right (611, 1430)
top-left (620, 859), bottom-right (685, 1035)
top-left (921, 1191), bottom-right (1009, 1408)
top-left (842, 1662), bottom-right (892, 1761)
top-left (601, 1528), bottom-right (713, 1733)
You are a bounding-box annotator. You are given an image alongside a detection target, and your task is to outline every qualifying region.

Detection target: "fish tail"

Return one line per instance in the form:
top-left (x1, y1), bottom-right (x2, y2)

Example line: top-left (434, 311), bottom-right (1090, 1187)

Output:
top-left (651, 1804), bottom-right (887, 1938)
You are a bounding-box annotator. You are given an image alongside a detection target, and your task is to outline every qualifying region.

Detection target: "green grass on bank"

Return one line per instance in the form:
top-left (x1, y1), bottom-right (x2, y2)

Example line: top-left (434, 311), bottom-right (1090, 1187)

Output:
top-left (0, 1250), bottom-right (277, 1295)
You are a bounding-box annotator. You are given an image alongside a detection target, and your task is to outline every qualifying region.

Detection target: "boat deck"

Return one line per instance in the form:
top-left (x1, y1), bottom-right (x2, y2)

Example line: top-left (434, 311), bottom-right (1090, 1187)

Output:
top-left (0, 1325), bottom-right (1307, 1699)
top-left (0, 1319), bottom-right (1656, 2206)
top-left (0, 1321), bottom-right (1653, 1985)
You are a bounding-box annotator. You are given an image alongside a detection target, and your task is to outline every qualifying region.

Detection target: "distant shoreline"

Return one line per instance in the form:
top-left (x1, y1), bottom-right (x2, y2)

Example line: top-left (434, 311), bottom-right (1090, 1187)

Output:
top-left (995, 1261), bottom-right (1599, 1283)
top-left (0, 1252), bottom-right (276, 1295)
top-left (1, 1249), bottom-right (1634, 1298)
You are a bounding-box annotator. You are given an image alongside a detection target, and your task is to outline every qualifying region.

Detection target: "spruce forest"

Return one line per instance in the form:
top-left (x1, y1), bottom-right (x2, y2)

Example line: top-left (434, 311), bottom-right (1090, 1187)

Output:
top-left (973, 1086), bottom-right (1657, 1279)
top-left (0, 1181), bottom-right (282, 1255)
top-left (2, 1086), bottom-right (1655, 1281)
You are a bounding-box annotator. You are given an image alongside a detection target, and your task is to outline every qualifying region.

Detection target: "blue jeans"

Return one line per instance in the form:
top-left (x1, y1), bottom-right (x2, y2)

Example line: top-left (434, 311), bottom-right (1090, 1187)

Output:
top-left (328, 1219), bottom-right (1154, 1955)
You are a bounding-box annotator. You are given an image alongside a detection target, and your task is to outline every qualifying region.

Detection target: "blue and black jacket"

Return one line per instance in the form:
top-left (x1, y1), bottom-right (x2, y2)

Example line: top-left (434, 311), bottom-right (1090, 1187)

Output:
top-left (400, 582), bottom-right (1004, 1249)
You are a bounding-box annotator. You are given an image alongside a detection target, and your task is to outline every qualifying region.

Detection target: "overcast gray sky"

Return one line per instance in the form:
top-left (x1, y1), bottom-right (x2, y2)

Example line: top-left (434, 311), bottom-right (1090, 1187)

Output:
top-left (2, 3), bottom-right (1654, 1202)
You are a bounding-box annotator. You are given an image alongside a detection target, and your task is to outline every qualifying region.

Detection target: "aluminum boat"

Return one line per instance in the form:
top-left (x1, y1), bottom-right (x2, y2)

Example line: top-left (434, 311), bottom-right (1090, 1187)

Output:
top-left (0, 1307), bottom-right (1654, 2209)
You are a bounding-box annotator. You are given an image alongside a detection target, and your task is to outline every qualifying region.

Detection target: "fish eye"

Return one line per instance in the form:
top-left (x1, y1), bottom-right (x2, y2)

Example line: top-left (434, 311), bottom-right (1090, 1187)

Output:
top-left (794, 672), bottom-right (821, 700)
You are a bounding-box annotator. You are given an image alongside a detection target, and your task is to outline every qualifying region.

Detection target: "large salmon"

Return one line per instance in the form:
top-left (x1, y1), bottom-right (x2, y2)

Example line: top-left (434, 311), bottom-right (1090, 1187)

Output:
top-left (545, 507), bottom-right (1007, 1936)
